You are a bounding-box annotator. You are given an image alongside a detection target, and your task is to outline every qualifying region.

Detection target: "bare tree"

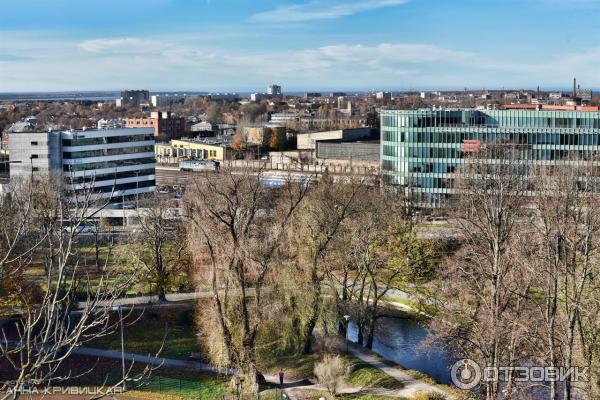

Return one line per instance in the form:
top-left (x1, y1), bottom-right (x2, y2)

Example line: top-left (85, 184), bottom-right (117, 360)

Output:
top-left (0, 177), bottom-right (147, 399)
top-left (185, 169), bottom-right (309, 388)
top-left (429, 145), bottom-right (532, 400)
top-left (528, 163), bottom-right (600, 400)
top-left (314, 354), bottom-right (349, 396)
top-left (291, 173), bottom-right (368, 354)
top-left (332, 190), bottom-right (438, 349)
top-left (134, 194), bottom-right (188, 302)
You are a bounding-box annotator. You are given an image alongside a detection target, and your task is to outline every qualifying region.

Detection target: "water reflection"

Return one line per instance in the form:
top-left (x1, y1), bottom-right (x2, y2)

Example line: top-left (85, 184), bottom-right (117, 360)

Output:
top-left (347, 317), bottom-right (453, 384)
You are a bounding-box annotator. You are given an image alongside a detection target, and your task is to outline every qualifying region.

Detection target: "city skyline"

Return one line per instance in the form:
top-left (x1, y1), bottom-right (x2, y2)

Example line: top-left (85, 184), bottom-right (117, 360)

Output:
top-left (3, 0), bottom-right (600, 92)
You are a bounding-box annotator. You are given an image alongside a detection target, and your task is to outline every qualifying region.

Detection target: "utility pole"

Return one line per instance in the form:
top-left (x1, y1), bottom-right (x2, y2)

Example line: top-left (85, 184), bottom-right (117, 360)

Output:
top-left (112, 305), bottom-right (126, 390)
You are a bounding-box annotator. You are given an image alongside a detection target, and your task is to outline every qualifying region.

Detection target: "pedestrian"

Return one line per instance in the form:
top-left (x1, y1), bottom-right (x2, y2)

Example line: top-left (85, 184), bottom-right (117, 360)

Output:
top-left (278, 368), bottom-right (284, 387)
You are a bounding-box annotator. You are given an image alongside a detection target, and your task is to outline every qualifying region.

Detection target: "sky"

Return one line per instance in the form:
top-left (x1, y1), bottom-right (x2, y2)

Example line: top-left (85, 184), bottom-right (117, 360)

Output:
top-left (2, 0), bottom-right (600, 92)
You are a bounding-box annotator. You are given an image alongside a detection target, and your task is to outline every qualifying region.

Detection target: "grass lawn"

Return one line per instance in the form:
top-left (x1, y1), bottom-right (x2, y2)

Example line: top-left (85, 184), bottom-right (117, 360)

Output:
top-left (345, 357), bottom-right (403, 390)
top-left (128, 372), bottom-right (229, 399)
top-left (303, 390), bottom-right (408, 400)
top-left (259, 351), bottom-right (404, 391)
top-left (90, 307), bottom-right (201, 360)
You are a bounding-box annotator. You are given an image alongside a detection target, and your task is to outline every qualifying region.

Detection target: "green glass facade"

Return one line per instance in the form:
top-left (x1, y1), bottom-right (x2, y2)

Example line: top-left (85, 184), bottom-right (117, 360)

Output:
top-left (380, 109), bottom-right (600, 206)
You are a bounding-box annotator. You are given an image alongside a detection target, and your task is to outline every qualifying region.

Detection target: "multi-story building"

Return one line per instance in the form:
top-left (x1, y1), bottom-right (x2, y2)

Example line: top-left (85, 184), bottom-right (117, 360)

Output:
top-left (8, 131), bottom-right (62, 177)
top-left (380, 107), bottom-right (600, 207)
top-left (116, 90), bottom-right (150, 108)
top-left (151, 93), bottom-right (187, 108)
top-left (123, 111), bottom-right (186, 140)
top-left (297, 128), bottom-right (375, 150)
top-left (376, 92), bottom-right (392, 102)
top-left (205, 93), bottom-right (241, 102)
top-left (155, 137), bottom-right (232, 163)
top-left (9, 127), bottom-right (156, 202)
top-left (269, 112), bottom-right (300, 126)
top-left (267, 84), bottom-right (282, 96)
top-left (97, 119), bottom-right (124, 130)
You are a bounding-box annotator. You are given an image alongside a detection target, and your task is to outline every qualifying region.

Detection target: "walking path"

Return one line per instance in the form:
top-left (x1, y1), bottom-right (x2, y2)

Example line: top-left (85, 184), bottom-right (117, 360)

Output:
top-left (263, 338), bottom-right (450, 399)
top-left (346, 341), bottom-right (448, 398)
top-left (74, 347), bottom-right (233, 374)
top-left (78, 345), bottom-right (449, 399)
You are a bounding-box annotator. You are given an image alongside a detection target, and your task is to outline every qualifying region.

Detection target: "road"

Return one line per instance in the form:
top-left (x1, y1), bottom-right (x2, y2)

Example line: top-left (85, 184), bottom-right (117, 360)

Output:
top-left (76, 288), bottom-right (257, 309)
top-left (155, 165), bottom-right (378, 187)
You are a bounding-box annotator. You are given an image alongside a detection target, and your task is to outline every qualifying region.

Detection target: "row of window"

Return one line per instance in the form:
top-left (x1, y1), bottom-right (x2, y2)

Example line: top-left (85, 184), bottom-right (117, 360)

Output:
top-left (383, 130), bottom-right (600, 145)
top-left (62, 135), bottom-right (154, 147)
top-left (382, 111), bottom-right (600, 129)
top-left (71, 179), bottom-right (156, 194)
top-left (63, 145), bottom-right (154, 159)
top-left (65, 169), bottom-right (155, 184)
top-left (383, 147), bottom-right (600, 162)
top-left (63, 157), bottom-right (156, 172)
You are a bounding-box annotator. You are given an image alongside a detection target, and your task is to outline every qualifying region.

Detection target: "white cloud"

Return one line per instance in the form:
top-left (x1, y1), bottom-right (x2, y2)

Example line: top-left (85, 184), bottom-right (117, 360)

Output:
top-left (251, 0), bottom-right (409, 22)
top-left (79, 37), bottom-right (168, 53)
top-left (3, 33), bottom-right (600, 91)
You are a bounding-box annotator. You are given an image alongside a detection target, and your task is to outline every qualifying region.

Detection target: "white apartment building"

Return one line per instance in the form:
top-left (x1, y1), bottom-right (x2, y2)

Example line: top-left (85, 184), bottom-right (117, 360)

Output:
top-left (9, 127), bottom-right (156, 201)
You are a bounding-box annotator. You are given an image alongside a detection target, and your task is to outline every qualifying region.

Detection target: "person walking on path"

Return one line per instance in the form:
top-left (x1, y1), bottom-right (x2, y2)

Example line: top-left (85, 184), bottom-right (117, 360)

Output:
top-left (278, 369), bottom-right (285, 387)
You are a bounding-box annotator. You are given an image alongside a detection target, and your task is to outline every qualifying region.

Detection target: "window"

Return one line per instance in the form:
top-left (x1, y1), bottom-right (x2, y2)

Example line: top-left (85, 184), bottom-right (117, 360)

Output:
top-left (31, 141), bottom-right (38, 146)
top-left (31, 154), bottom-right (39, 159)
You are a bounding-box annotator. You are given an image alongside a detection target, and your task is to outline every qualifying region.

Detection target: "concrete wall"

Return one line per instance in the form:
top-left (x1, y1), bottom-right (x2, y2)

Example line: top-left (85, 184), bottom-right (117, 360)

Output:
top-left (296, 128), bottom-right (373, 150)
top-left (8, 132), bottom-right (61, 178)
top-left (316, 141), bottom-right (380, 162)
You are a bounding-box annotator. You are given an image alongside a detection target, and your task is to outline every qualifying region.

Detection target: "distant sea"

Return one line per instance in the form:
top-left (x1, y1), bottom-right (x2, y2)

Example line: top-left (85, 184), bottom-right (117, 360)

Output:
top-left (0, 91), bottom-right (210, 102)
top-left (0, 91), bottom-right (119, 102)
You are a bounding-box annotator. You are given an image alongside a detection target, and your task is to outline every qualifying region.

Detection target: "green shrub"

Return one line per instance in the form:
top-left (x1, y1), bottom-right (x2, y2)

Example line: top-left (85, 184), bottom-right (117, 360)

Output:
top-left (412, 391), bottom-right (446, 400)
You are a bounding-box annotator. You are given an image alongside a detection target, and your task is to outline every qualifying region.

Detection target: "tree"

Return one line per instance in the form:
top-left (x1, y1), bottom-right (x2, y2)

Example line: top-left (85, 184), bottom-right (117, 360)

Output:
top-left (291, 174), bottom-right (369, 354)
top-left (333, 190), bottom-right (438, 349)
top-left (134, 194), bottom-right (188, 302)
top-left (314, 354), bottom-right (349, 396)
top-left (527, 163), bottom-right (600, 400)
top-left (0, 177), bottom-right (145, 397)
top-left (185, 169), bottom-right (309, 388)
top-left (428, 145), bottom-right (532, 400)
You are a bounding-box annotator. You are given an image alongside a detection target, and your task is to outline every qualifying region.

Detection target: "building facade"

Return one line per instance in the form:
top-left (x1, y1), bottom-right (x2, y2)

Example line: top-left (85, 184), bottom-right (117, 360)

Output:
top-left (117, 90), bottom-right (150, 108)
top-left (8, 131), bottom-right (62, 177)
top-left (9, 128), bottom-right (156, 202)
top-left (155, 137), bottom-right (232, 163)
top-left (123, 111), bottom-right (186, 140)
top-left (62, 128), bottom-right (156, 200)
top-left (267, 84), bottom-right (282, 96)
top-left (297, 128), bottom-right (375, 150)
top-left (151, 94), bottom-right (187, 108)
top-left (316, 140), bottom-right (380, 162)
top-left (381, 108), bottom-right (600, 207)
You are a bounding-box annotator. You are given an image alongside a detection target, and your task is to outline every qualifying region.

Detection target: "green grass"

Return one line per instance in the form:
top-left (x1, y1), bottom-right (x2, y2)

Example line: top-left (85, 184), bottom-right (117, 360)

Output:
top-left (90, 307), bottom-right (200, 360)
top-left (102, 369), bottom-right (231, 400)
top-left (259, 351), bottom-right (404, 391)
top-left (382, 296), bottom-right (437, 318)
top-left (259, 351), bottom-right (318, 380)
top-left (344, 356), bottom-right (404, 390)
top-left (133, 374), bottom-right (228, 399)
top-left (305, 390), bottom-right (408, 400)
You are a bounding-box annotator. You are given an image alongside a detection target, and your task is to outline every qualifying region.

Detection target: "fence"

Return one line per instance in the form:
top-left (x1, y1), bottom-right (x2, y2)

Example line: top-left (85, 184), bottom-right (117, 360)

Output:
top-left (104, 373), bottom-right (288, 400)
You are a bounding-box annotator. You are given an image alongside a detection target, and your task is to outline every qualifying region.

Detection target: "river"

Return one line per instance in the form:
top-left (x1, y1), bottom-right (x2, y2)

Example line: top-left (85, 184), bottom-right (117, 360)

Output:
top-left (348, 317), bottom-right (453, 384)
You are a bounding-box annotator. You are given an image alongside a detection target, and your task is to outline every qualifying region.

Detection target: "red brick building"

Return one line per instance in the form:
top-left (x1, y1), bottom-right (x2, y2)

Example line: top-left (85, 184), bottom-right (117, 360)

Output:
top-left (124, 111), bottom-right (186, 140)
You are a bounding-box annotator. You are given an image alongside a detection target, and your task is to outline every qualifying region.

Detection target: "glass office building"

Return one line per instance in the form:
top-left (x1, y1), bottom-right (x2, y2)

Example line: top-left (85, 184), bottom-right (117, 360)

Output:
top-left (380, 108), bottom-right (600, 207)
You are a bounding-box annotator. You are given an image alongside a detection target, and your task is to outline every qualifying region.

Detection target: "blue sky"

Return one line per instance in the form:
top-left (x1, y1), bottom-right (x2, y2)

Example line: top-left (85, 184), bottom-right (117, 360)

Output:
top-left (2, 0), bottom-right (600, 92)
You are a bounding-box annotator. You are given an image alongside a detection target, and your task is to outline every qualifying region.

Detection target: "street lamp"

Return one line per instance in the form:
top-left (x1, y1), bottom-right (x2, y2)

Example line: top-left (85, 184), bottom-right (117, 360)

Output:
top-left (112, 305), bottom-right (126, 390)
top-left (135, 170), bottom-right (140, 209)
top-left (343, 315), bottom-right (351, 353)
